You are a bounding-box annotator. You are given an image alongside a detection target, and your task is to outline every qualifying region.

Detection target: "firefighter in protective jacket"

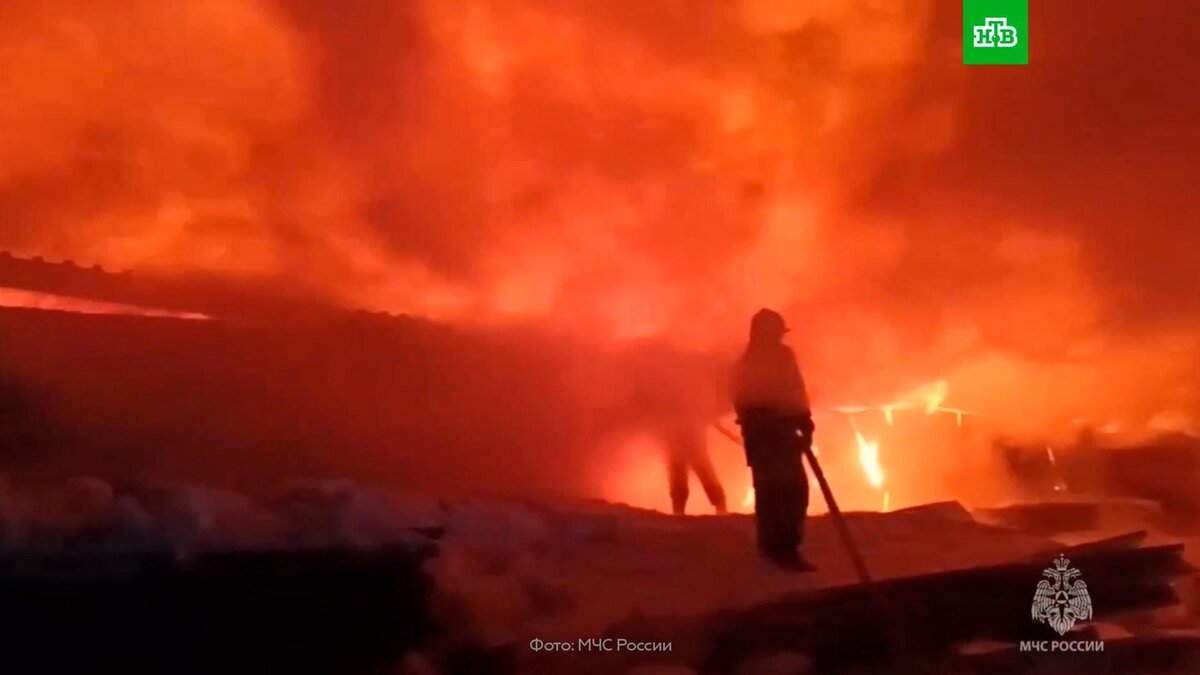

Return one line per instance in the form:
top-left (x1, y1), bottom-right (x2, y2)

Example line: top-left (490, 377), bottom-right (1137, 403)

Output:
top-left (731, 309), bottom-right (816, 569)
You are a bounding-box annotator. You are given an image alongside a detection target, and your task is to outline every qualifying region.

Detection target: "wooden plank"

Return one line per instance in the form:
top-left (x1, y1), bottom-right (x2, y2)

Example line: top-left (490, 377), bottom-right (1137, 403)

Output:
top-left (978, 502), bottom-right (1099, 534)
top-left (1042, 530), bottom-right (1149, 558)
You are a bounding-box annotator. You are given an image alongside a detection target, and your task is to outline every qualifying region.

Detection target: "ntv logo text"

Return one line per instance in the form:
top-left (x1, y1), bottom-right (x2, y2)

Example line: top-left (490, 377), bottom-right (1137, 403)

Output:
top-left (973, 17), bottom-right (1019, 48)
top-left (962, 1), bottom-right (1026, 64)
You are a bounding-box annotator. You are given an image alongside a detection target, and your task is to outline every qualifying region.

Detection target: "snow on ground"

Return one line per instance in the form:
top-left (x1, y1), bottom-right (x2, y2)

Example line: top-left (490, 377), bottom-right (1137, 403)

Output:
top-left (0, 475), bottom-right (1082, 652)
top-left (426, 497), bottom-right (1060, 646)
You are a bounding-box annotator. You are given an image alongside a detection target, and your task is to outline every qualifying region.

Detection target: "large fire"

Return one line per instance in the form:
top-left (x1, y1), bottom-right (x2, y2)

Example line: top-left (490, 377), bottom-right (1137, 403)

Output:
top-left (0, 1), bottom-right (1197, 510)
top-left (727, 381), bottom-right (982, 515)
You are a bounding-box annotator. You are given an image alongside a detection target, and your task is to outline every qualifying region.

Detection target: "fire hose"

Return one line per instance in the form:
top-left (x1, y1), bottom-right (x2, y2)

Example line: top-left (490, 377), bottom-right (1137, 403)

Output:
top-left (712, 421), bottom-right (873, 585)
top-left (712, 422), bottom-right (925, 668)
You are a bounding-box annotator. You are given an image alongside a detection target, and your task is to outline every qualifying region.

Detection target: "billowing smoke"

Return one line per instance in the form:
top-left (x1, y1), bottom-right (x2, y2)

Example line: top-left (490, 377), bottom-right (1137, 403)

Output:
top-left (0, 1), bottom-right (1196, 508)
top-left (0, 0), bottom-right (947, 330)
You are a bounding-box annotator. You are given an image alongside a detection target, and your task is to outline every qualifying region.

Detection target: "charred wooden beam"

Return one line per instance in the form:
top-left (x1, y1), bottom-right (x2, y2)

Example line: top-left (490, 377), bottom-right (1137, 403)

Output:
top-left (1015, 530), bottom-right (1153, 565)
top-left (978, 502), bottom-right (1100, 535)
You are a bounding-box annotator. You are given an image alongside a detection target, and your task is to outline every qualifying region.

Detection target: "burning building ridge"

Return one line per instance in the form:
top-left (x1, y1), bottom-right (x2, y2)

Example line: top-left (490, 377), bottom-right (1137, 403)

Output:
top-left (0, 250), bottom-right (360, 322)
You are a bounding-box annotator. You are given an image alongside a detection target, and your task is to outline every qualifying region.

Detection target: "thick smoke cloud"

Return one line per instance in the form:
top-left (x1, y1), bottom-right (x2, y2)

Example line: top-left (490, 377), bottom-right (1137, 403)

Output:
top-left (0, 0), bottom-right (1197, 508)
top-left (834, 0), bottom-right (1200, 435)
top-left (0, 0), bottom-right (949, 330)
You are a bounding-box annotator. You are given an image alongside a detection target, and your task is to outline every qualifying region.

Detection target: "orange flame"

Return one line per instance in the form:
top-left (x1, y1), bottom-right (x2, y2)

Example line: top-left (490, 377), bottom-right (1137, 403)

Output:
top-left (852, 422), bottom-right (889, 511)
top-left (855, 431), bottom-right (885, 489)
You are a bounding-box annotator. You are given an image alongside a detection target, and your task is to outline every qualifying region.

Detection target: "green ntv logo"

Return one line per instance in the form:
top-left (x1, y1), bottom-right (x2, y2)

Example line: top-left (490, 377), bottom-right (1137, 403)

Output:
top-left (963, 0), bottom-right (1028, 65)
